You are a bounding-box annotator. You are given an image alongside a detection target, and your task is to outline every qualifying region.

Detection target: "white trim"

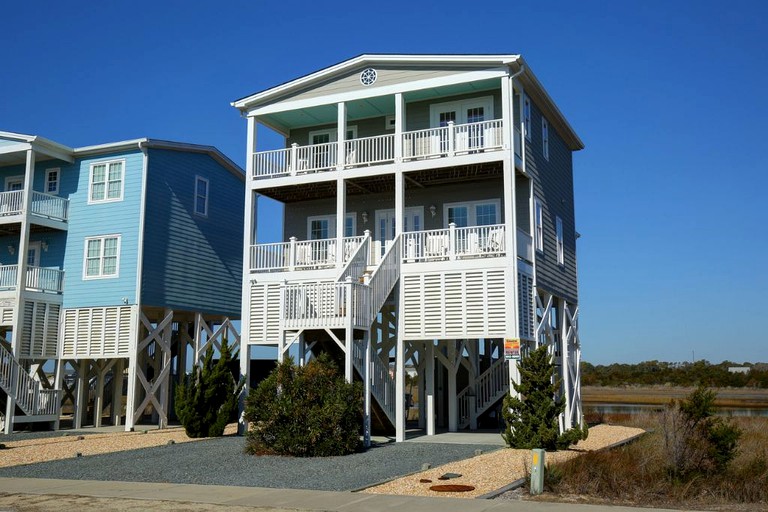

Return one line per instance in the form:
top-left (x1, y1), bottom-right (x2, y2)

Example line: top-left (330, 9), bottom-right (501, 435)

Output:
top-left (534, 198), bottom-right (543, 253)
top-left (384, 115), bottom-right (396, 130)
top-left (194, 175), bottom-right (209, 217)
top-left (542, 117), bottom-right (549, 161)
top-left (87, 158), bottom-right (125, 204)
top-left (306, 213), bottom-right (357, 239)
top-left (82, 234), bottom-right (121, 280)
top-left (442, 199), bottom-right (501, 227)
top-left (555, 216), bottom-right (564, 265)
top-left (429, 96), bottom-right (494, 127)
top-left (46, 168), bottom-right (60, 195)
top-left (4, 175), bottom-right (23, 192)
top-left (523, 96), bottom-right (532, 142)
top-left (27, 241), bottom-right (42, 267)
top-left (135, 146), bottom-right (149, 308)
top-left (308, 126), bottom-right (357, 144)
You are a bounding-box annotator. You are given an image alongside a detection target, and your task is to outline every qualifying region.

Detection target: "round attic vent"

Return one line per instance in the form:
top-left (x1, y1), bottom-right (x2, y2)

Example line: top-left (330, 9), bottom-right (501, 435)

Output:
top-left (360, 68), bottom-right (377, 86)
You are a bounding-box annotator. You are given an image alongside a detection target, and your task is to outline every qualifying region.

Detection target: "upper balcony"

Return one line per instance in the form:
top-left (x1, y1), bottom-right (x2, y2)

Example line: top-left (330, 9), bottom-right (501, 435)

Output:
top-left (253, 120), bottom-right (522, 181)
top-left (0, 265), bottom-right (65, 294)
top-left (0, 190), bottom-right (69, 226)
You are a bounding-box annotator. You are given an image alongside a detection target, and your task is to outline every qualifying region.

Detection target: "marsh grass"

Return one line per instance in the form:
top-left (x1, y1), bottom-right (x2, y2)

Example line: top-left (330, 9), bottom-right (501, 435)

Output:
top-left (544, 414), bottom-right (768, 509)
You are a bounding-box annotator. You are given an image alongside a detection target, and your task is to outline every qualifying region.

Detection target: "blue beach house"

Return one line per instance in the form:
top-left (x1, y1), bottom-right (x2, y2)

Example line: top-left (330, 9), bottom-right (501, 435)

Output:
top-left (0, 132), bottom-right (244, 433)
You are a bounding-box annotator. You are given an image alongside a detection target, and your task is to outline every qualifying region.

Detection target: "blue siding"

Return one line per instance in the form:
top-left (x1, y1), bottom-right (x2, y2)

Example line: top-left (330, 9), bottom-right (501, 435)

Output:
top-left (141, 149), bottom-right (243, 317)
top-left (0, 232), bottom-right (67, 268)
top-left (61, 150), bottom-right (144, 308)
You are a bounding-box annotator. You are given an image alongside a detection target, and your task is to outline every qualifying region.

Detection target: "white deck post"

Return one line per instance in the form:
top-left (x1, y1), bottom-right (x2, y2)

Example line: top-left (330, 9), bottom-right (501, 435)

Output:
top-left (344, 276), bottom-right (353, 383)
top-left (426, 340), bottom-right (435, 436)
top-left (74, 359), bottom-right (88, 429)
top-left (395, 282), bottom-right (406, 442)
top-left (112, 359), bottom-right (124, 426)
top-left (336, 177), bottom-right (346, 267)
top-left (125, 346), bottom-right (138, 431)
top-left (394, 93), bottom-right (404, 162)
top-left (337, 102), bottom-right (347, 170)
top-left (94, 362), bottom-right (105, 428)
top-left (241, 117), bottom-right (257, 421)
top-left (447, 121), bottom-right (455, 156)
top-left (395, 172), bottom-right (404, 236)
top-left (290, 143), bottom-right (298, 175)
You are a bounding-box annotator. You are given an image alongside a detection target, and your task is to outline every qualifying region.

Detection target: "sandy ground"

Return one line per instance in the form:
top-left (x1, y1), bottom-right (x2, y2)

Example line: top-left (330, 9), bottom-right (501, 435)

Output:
top-left (0, 424), bottom-right (238, 469)
top-left (363, 424), bottom-right (645, 499)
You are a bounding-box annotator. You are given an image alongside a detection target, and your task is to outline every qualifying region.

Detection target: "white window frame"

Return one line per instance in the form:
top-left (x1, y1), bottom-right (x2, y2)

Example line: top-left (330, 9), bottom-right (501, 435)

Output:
top-left (542, 117), bottom-right (550, 161)
top-left (556, 216), bottom-right (564, 265)
top-left (308, 126), bottom-right (358, 144)
top-left (46, 168), bottom-right (60, 195)
top-left (194, 175), bottom-right (209, 217)
top-left (88, 159), bottom-right (125, 204)
top-left (523, 96), bottom-right (532, 141)
top-left (4, 175), bottom-right (23, 192)
top-left (443, 199), bottom-right (501, 228)
top-left (534, 198), bottom-right (544, 252)
top-left (306, 213), bottom-right (357, 239)
top-left (82, 234), bottom-right (121, 280)
top-left (429, 96), bottom-right (494, 128)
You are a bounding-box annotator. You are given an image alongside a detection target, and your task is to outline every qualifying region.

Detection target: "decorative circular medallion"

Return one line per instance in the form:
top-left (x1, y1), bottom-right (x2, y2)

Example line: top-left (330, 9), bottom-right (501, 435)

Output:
top-left (360, 68), bottom-right (377, 86)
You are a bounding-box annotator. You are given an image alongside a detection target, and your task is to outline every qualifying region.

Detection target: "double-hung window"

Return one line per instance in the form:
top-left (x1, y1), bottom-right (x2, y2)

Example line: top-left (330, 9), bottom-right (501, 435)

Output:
top-left (542, 117), bottom-right (550, 161)
top-left (556, 216), bottom-right (564, 265)
top-left (89, 160), bottom-right (124, 203)
top-left (523, 96), bottom-right (532, 141)
top-left (194, 176), bottom-right (209, 217)
top-left (534, 198), bottom-right (544, 252)
top-left (84, 235), bottom-right (120, 279)
top-left (444, 200), bottom-right (500, 227)
top-left (46, 168), bottom-right (60, 194)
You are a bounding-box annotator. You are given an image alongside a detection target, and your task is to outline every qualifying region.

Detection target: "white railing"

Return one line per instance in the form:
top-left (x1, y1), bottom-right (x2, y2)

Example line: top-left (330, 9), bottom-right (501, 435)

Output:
top-left (516, 228), bottom-right (533, 262)
top-left (250, 119), bottom-right (506, 180)
top-left (337, 234), bottom-right (370, 283)
top-left (282, 281), bottom-right (349, 329)
top-left (352, 339), bottom-right (396, 424)
top-left (0, 343), bottom-right (60, 417)
top-left (25, 266), bottom-right (65, 293)
top-left (454, 119), bottom-right (503, 153)
top-left (367, 235), bottom-right (401, 319)
top-left (31, 191), bottom-right (69, 221)
top-left (250, 236), bottom-right (365, 272)
top-left (0, 190), bottom-right (23, 216)
top-left (349, 281), bottom-right (371, 327)
top-left (345, 134), bottom-right (395, 167)
top-left (458, 357), bottom-right (509, 429)
top-left (254, 148), bottom-right (291, 178)
top-left (0, 265), bottom-right (64, 293)
top-left (294, 141), bottom-right (337, 173)
top-left (401, 224), bottom-right (506, 263)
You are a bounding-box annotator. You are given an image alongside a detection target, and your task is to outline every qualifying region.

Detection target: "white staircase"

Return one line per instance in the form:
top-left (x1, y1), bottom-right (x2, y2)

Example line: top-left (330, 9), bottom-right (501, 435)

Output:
top-left (457, 357), bottom-right (509, 429)
top-left (352, 339), bottom-right (396, 424)
top-left (0, 343), bottom-right (60, 431)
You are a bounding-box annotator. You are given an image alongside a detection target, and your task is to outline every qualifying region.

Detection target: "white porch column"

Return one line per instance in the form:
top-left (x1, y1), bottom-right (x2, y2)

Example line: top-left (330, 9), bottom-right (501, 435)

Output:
top-left (501, 75), bottom-right (513, 152)
top-left (125, 345), bottom-right (139, 431)
top-left (363, 329), bottom-right (372, 448)
top-left (112, 359), bottom-right (125, 426)
top-left (336, 177), bottom-right (346, 266)
top-left (425, 340), bottom-right (435, 436)
top-left (394, 172), bottom-right (404, 236)
top-left (94, 361), bottom-right (105, 428)
top-left (74, 359), bottom-right (88, 429)
top-left (344, 277), bottom-right (353, 383)
top-left (240, 117), bottom-right (257, 401)
top-left (337, 102), bottom-right (347, 170)
top-left (395, 283), bottom-right (406, 442)
top-left (394, 93), bottom-right (405, 162)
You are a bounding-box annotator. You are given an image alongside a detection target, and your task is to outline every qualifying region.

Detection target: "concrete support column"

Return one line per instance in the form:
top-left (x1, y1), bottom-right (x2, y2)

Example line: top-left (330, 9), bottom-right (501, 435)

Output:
top-left (94, 361), bottom-right (105, 428)
top-left (112, 359), bottom-right (125, 426)
top-left (447, 341), bottom-right (457, 432)
top-left (74, 359), bottom-right (88, 429)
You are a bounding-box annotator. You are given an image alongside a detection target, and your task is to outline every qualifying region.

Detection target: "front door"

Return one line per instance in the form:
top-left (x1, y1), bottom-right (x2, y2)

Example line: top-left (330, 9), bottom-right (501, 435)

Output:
top-left (375, 207), bottom-right (423, 259)
top-left (27, 241), bottom-right (41, 268)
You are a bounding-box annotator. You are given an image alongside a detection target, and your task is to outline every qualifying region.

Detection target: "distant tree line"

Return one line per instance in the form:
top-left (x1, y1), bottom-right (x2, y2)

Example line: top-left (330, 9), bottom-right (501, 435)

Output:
top-left (581, 360), bottom-right (768, 388)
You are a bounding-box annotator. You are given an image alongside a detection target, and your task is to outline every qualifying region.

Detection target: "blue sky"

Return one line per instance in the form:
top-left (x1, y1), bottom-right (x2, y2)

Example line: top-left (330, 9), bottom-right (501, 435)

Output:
top-left (1, 1), bottom-right (766, 365)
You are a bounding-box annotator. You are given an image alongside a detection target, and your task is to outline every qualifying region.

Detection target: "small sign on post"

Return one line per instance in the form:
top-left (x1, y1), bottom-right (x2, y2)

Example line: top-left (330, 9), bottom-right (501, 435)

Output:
top-left (504, 338), bottom-right (521, 360)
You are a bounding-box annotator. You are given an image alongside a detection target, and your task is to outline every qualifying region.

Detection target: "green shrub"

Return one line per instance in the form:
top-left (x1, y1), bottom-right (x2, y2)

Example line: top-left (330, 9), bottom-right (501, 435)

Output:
top-left (661, 385), bottom-right (742, 478)
top-left (244, 354), bottom-right (363, 457)
top-left (502, 344), bottom-right (588, 450)
top-left (175, 338), bottom-right (243, 438)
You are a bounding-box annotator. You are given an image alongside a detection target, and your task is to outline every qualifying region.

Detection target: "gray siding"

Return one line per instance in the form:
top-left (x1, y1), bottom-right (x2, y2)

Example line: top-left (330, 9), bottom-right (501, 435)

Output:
top-left (525, 99), bottom-right (578, 303)
top-left (141, 149), bottom-right (244, 317)
top-left (515, 174), bottom-right (531, 233)
top-left (283, 178), bottom-right (505, 240)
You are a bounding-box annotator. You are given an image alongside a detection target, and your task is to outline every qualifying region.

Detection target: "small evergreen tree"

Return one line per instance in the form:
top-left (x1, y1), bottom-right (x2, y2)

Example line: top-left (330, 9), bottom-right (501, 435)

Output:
top-left (502, 344), bottom-right (587, 450)
top-left (175, 338), bottom-right (243, 438)
top-left (244, 354), bottom-right (363, 457)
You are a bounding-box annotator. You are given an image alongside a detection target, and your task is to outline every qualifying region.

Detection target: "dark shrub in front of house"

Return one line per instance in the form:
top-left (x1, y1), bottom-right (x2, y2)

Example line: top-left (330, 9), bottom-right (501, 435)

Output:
top-left (244, 354), bottom-right (363, 457)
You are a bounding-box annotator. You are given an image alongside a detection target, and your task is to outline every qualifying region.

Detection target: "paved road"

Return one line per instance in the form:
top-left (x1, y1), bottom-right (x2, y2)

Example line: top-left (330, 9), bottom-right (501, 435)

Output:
top-left (0, 477), bottom-right (707, 512)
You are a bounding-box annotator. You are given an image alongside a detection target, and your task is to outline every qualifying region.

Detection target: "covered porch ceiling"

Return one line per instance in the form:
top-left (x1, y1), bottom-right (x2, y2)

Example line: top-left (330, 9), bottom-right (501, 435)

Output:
top-left (259, 78), bottom-right (501, 135)
top-left (257, 162), bottom-right (504, 203)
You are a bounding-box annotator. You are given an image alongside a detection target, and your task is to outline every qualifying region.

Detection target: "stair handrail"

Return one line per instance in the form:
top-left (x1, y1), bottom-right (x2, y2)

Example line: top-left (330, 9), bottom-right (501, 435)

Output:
top-left (366, 233), bottom-right (401, 322)
top-left (0, 343), bottom-right (61, 416)
top-left (457, 357), bottom-right (510, 429)
top-left (351, 339), bottom-right (396, 424)
top-left (336, 231), bottom-right (371, 283)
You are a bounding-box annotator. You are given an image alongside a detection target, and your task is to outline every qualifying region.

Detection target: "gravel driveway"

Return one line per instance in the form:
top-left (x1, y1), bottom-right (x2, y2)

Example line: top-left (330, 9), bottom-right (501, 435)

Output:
top-left (0, 436), bottom-right (500, 491)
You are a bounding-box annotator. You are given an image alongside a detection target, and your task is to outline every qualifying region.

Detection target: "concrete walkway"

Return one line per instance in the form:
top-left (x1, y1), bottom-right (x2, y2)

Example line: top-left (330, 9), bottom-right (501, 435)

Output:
top-left (0, 477), bottom-right (700, 512)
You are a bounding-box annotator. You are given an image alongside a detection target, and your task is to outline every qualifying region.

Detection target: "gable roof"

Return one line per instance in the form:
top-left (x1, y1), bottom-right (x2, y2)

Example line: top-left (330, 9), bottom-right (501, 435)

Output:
top-left (232, 53), bottom-right (584, 151)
